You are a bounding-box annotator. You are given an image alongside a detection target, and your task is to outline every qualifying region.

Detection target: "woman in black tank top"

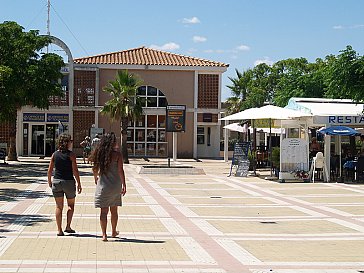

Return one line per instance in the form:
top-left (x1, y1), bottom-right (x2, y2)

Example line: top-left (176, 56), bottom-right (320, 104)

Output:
top-left (47, 134), bottom-right (82, 236)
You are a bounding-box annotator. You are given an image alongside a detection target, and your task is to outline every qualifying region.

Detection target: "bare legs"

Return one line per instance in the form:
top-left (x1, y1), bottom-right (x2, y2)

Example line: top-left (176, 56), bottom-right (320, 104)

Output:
top-left (65, 198), bottom-right (75, 232)
top-left (99, 206), bottom-right (119, 241)
top-left (55, 197), bottom-right (64, 235)
top-left (110, 206), bottom-right (119, 237)
top-left (54, 197), bottom-right (75, 235)
top-left (100, 207), bottom-right (109, 241)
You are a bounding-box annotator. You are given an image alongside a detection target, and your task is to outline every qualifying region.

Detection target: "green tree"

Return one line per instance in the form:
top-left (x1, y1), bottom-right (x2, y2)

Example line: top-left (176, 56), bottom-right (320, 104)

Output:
top-left (101, 70), bottom-right (143, 164)
top-left (324, 45), bottom-right (364, 102)
top-left (0, 21), bottom-right (64, 160)
top-left (226, 64), bottom-right (272, 114)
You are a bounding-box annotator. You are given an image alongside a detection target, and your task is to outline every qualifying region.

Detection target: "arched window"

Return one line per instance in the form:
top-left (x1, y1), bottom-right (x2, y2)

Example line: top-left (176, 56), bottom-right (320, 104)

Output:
top-left (127, 86), bottom-right (168, 157)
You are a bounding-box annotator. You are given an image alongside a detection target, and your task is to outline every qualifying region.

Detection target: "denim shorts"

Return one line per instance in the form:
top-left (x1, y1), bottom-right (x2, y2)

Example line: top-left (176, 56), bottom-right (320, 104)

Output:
top-left (52, 179), bottom-right (76, 199)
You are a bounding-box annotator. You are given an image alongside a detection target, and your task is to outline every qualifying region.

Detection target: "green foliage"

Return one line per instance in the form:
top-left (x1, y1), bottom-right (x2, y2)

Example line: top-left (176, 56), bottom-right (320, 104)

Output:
top-left (0, 21), bottom-right (64, 122)
top-left (271, 146), bottom-right (280, 168)
top-left (324, 46), bottom-right (364, 102)
top-left (101, 70), bottom-right (143, 124)
top-left (101, 70), bottom-right (143, 163)
top-left (226, 45), bottom-right (364, 111)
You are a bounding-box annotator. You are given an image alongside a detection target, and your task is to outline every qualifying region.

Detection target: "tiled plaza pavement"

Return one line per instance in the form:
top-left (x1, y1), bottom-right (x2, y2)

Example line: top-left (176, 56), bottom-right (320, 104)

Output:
top-left (1, 158), bottom-right (364, 273)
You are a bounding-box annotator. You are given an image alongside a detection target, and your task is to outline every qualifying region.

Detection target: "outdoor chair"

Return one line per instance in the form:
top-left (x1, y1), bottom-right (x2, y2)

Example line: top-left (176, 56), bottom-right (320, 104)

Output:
top-left (310, 152), bottom-right (328, 182)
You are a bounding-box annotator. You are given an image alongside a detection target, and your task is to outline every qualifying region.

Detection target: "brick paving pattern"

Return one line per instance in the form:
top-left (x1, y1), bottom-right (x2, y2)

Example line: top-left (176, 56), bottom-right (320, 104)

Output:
top-left (1, 158), bottom-right (364, 272)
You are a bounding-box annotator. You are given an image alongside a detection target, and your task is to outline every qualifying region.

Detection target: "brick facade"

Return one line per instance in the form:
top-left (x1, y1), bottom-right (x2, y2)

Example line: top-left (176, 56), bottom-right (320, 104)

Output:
top-left (0, 121), bottom-right (12, 151)
top-left (74, 70), bottom-right (96, 106)
top-left (198, 74), bottom-right (219, 109)
top-left (73, 111), bottom-right (95, 149)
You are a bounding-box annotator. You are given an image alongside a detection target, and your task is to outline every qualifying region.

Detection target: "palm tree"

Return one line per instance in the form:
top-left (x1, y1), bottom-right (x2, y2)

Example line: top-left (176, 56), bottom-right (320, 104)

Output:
top-left (101, 70), bottom-right (143, 163)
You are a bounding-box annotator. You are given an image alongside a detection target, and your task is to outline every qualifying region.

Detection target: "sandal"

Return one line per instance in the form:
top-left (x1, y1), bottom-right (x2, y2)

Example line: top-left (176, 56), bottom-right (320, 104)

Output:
top-left (64, 228), bottom-right (76, 233)
top-left (57, 232), bottom-right (64, 236)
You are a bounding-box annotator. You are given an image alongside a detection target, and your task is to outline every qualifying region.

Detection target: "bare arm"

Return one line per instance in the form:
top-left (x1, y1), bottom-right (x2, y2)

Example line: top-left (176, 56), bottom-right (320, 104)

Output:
top-left (93, 167), bottom-right (99, 184)
top-left (118, 153), bottom-right (126, 196)
top-left (70, 153), bottom-right (82, 194)
top-left (47, 154), bottom-right (54, 188)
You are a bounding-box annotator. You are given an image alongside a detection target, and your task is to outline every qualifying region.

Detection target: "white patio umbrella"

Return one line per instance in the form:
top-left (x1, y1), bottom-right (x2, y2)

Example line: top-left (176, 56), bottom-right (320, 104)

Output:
top-left (223, 123), bottom-right (247, 133)
top-left (221, 105), bottom-right (311, 121)
top-left (221, 105), bottom-right (311, 177)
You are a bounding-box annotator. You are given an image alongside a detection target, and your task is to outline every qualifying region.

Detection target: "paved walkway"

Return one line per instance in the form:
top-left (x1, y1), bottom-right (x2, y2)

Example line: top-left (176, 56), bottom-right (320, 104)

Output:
top-left (1, 158), bottom-right (364, 273)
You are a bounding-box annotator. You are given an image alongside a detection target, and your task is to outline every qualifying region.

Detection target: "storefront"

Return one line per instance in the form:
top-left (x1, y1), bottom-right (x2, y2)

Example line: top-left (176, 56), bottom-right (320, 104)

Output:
top-left (2, 43), bottom-right (228, 159)
top-left (74, 47), bottom-right (228, 159)
top-left (283, 97), bottom-right (364, 180)
top-left (19, 112), bottom-right (70, 156)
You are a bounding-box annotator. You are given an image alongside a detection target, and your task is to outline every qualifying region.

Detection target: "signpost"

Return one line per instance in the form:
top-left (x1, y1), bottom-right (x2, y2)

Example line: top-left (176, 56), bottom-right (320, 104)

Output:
top-left (166, 105), bottom-right (186, 161)
top-left (229, 142), bottom-right (251, 177)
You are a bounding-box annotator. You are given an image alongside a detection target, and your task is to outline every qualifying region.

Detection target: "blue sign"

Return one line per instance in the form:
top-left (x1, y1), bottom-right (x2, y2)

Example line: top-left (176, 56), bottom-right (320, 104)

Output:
top-left (23, 113), bottom-right (45, 122)
top-left (313, 115), bottom-right (364, 125)
top-left (47, 114), bottom-right (69, 122)
top-left (328, 116), bottom-right (364, 125)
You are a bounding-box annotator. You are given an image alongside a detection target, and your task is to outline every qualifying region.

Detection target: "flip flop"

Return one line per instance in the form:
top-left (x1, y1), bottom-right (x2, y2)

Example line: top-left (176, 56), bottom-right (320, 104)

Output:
top-left (64, 228), bottom-right (76, 233)
top-left (57, 232), bottom-right (64, 236)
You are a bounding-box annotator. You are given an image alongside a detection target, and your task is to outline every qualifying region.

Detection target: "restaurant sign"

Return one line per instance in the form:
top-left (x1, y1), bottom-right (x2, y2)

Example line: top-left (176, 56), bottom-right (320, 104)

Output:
top-left (166, 105), bottom-right (186, 132)
top-left (313, 115), bottom-right (364, 125)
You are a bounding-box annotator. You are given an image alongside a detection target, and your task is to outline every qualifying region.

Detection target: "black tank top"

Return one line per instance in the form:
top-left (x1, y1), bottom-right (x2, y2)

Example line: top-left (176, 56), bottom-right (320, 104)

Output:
top-left (53, 150), bottom-right (74, 180)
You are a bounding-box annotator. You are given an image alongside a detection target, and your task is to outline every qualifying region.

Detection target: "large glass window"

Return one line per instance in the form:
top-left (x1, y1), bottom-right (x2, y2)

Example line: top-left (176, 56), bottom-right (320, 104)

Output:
top-left (127, 86), bottom-right (168, 157)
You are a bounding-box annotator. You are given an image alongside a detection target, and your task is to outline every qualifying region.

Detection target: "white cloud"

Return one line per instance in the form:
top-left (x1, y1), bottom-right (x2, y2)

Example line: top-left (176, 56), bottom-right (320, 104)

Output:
top-left (236, 44), bottom-right (250, 51)
top-left (193, 35), bottom-right (207, 43)
top-left (182, 17), bottom-right (200, 24)
top-left (149, 42), bottom-right (180, 51)
top-left (333, 24), bottom-right (364, 30)
top-left (204, 49), bottom-right (225, 54)
top-left (333, 25), bottom-right (344, 30)
top-left (254, 57), bottom-right (273, 66)
top-left (186, 48), bottom-right (198, 55)
top-left (352, 24), bottom-right (364, 29)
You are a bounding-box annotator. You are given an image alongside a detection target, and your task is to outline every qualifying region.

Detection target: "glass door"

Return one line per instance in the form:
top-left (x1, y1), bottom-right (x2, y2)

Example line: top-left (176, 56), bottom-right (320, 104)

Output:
top-left (31, 125), bottom-right (45, 155)
top-left (45, 124), bottom-right (57, 156)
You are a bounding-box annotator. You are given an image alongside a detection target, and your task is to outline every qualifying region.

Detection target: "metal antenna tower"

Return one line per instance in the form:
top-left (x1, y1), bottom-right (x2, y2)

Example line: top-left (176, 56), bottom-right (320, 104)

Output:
top-left (47, 0), bottom-right (50, 36)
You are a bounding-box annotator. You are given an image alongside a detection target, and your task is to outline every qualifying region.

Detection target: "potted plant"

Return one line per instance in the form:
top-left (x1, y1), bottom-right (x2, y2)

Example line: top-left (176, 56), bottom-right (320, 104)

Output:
top-left (248, 150), bottom-right (257, 173)
top-left (292, 170), bottom-right (309, 182)
top-left (271, 147), bottom-right (280, 177)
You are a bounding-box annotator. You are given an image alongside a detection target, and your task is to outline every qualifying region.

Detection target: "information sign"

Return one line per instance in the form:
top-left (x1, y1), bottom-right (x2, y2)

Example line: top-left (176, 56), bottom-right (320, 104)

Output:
top-left (280, 138), bottom-right (308, 172)
top-left (47, 113), bottom-right (69, 122)
top-left (166, 105), bottom-right (186, 132)
top-left (229, 142), bottom-right (251, 177)
top-left (23, 113), bottom-right (45, 122)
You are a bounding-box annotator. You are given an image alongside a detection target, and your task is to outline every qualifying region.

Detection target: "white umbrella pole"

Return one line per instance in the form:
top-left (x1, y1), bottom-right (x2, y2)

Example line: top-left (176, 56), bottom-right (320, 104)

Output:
top-left (339, 135), bottom-right (342, 179)
top-left (269, 118), bottom-right (272, 177)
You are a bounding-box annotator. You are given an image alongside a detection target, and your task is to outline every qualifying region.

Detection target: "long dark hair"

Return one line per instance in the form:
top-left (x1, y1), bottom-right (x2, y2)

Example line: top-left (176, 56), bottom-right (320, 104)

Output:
top-left (91, 132), bottom-right (117, 175)
top-left (57, 134), bottom-right (72, 152)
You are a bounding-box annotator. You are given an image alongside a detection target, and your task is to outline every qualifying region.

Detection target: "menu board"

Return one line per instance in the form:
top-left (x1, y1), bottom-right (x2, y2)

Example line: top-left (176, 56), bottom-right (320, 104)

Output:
top-left (166, 105), bottom-right (186, 132)
top-left (280, 138), bottom-right (308, 172)
top-left (230, 142), bottom-right (250, 177)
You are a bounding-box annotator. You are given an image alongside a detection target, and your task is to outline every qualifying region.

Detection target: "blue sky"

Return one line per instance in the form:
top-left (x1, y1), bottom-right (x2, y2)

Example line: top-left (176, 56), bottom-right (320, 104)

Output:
top-left (1, 0), bottom-right (364, 100)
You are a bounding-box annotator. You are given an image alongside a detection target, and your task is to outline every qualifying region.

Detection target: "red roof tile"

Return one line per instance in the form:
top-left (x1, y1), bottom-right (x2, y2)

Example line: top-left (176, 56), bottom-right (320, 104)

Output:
top-left (74, 46), bottom-right (229, 67)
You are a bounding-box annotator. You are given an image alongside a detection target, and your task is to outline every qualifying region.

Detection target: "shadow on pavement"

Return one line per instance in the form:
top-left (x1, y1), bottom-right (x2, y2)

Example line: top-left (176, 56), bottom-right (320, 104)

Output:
top-left (69, 233), bottom-right (165, 244)
top-left (116, 238), bottom-right (165, 244)
top-left (0, 213), bottom-right (51, 227)
top-left (0, 163), bottom-right (49, 184)
top-left (0, 162), bottom-right (91, 184)
top-left (0, 188), bottom-right (51, 202)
